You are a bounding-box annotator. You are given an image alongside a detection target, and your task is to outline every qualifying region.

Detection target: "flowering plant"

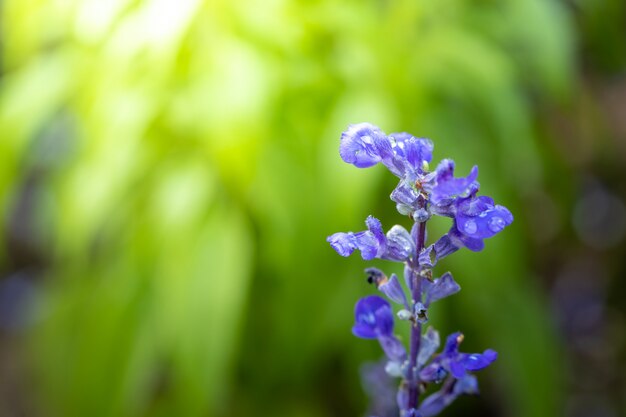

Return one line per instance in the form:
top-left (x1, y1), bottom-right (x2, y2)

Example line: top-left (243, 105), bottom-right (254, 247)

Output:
top-left (327, 123), bottom-right (513, 417)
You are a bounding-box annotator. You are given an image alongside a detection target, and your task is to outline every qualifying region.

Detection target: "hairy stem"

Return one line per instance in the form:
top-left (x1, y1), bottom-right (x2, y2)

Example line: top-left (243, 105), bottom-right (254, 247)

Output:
top-left (406, 216), bottom-right (427, 412)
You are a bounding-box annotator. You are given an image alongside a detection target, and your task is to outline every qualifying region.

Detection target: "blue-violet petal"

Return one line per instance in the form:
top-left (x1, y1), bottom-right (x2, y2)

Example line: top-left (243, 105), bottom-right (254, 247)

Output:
top-left (423, 272), bottom-right (461, 306)
top-left (352, 296), bottom-right (394, 339)
top-left (339, 123), bottom-right (386, 168)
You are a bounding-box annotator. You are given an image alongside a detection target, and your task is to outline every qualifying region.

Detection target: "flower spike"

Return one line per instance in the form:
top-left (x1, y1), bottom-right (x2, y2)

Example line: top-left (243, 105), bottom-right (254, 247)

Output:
top-left (328, 123), bottom-right (511, 416)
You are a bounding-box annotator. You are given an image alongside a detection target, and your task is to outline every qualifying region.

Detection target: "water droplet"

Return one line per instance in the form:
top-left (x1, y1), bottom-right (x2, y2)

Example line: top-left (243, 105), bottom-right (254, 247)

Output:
top-left (464, 219), bottom-right (477, 234)
top-left (488, 217), bottom-right (505, 233)
top-left (414, 208), bottom-right (430, 222)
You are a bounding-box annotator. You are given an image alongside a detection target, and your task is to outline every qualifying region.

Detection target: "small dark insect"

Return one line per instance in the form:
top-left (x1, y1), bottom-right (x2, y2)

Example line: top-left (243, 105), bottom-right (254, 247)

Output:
top-left (365, 267), bottom-right (386, 287)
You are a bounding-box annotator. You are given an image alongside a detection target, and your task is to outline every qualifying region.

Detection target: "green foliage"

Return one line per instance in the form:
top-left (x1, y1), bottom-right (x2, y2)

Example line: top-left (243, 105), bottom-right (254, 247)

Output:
top-left (0, 0), bottom-right (576, 416)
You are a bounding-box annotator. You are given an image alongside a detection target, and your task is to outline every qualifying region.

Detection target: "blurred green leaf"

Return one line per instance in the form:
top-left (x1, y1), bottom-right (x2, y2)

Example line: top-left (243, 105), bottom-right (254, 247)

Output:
top-left (0, 0), bottom-right (580, 416)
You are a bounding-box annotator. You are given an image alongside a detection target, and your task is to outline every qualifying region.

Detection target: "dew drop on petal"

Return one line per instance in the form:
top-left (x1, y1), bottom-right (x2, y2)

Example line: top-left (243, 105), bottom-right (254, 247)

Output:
top-left (488, 217), bottom-right (505, 233)
top-left (463, 219), bottom-right (477, 235)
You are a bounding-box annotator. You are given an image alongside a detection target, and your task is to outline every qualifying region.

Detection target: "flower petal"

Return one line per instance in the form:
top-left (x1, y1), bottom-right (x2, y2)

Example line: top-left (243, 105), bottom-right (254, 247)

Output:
top-left (352, 296), bottom-right (394, 339)
top-left (366, 215), bottom-right (387, 248)
top-left (327, 232), bottom-right (357, 257)
top-left (455, 204), bottom-right (513, 240)
top-left (423, 272), bottom-right (461, 306)
top-left (418, 327), bottom-right (441, 367)
top-left (340, 123), bottom-right (386, 168)
top-left (328, 216), bottom-right (389, 260)
top-left (383, 225), bottom-right (414, 261)
top-left (456, 195), bottom-right (494, 216)
top-left (431, 160), bottom-right (479, 204)
top-left (397, 134), bottom-right (434, 174)
top-left (419, 390), bottom-right (453, 417)
top-left (378, 273), bottom-right (409, 307)
top-left (453, 374), bottom-right (479, 395)
top-left (419, 361), bottom-right (447, 383)
top-left (461, 349), bottom-right (498, 372)
top-left (419, 374), bottom-right (477, 417)
top-left (354, 231), bottom-right (380, 260)
top-left (449, 359), bottom-right (466, 379)
top-left (433, 235), bottom-right (460, 260)
top-left (419, 233), bottom-right (462, 268)
top-left (374, 134), bottom-right (405, 177)
top-left (418, 245), bottom-right (436, 268)
top-left (443, 332), bottom-right (463, 355)
top-left (448, 222), bottom-right (485, 252)
top-left (404, 264), bottom-right (416, 292)
top-left (390, 180), bottom-right (420, 208)
top-left (378, 335), bottom-right (407, 361)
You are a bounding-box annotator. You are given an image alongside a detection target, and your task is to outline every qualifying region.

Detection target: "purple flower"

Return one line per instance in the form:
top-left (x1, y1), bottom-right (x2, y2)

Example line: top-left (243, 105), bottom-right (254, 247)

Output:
top-left (340, 123), bottom-right (388, 168)
top-left (339, 123), bottom-right (433, 181)
top-left (419, 332), bottom-right (497, 383)
top-left (455, 196), bottom-right (514, 241)
top-left (391, 181), bottom-right (421, 216)
top-left (379, 274), bottom-right (407, 307)
top-left (330, 124), bottom-right (511, 417)
top-left (327, 216), bottom-right (414, 261)
top-left (385, 225), bottom-right (414, 261)
top-left (352, 296), bottom-right (395, 339)
top-left (422, 272), bottom-right (461, 306)
top-left (421, 159), bottom-right (513, 253)
top-left (353, 296), bottom-right (407, 363)
top-left (429, 159), bottom-right (479, 205)
top-left (417, 245), bottom-right (437, 269)
top-left (387, 132), bottom-right (434, 178)
top-left (424, 198), bottom-right (513, 258)
top-left (447, 220), bottom-right (486, 252)
top-left (445, 200), bottom-right (513, 253)
top-left (327, 216), bottom-right (385, 260)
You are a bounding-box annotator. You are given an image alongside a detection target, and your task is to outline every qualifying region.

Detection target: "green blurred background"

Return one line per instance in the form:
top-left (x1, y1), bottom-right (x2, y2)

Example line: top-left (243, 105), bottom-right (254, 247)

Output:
top-left (1, 0), bottom-right (625, 416)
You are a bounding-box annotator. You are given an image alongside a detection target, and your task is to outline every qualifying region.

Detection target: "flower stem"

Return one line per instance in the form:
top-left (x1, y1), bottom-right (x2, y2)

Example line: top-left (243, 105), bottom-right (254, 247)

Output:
top-left (406, 215), bottom-right (427, 412)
